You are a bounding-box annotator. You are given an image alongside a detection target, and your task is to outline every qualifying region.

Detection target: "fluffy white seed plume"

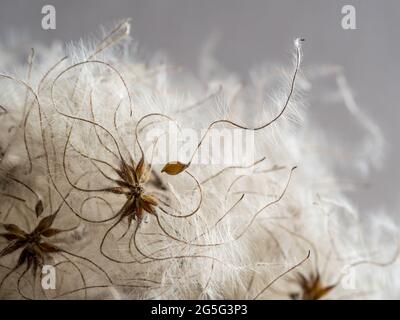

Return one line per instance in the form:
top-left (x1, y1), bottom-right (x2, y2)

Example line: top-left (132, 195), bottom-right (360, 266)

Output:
top-left (0, 20), bottom-right (398, 300)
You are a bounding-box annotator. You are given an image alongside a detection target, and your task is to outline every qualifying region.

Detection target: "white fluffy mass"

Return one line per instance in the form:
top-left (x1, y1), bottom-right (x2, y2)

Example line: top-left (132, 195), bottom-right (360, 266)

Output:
top-left (0, 20), bottom-right (399, 300)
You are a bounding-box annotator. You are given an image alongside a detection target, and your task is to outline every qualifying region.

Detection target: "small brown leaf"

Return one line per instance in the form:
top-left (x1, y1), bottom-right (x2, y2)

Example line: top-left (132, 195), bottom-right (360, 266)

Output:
top-left (17, 248), bottom-right (30, 267)
top-left (31, 243), bottom-right (43, 257)
top-left (119, 196), bottom-right (136, 218)
top-left (135, 156), bottom-right (146, 181)
top-left (118, 161), bottom-right (135, 184)
top-left (41, 228), bottom-right (64, 237)
top-left (34, 214), bottom-right (56, 234)
top-left (294, 271), bottom-right (336, 300)
top-left (134, 202), bottom-right (144, 220)
top-left (2, 224), bottom-right (26, 237)
top-left (313, 284), bottom-right (336, 300)
top-left (107, 186), bottom-right (129, 194)
top-left (0, 240), bottom-right (26, 258)
top-left (141, 194), bottom-right (158, 206)
top-left (40, 242), bottom-right (61, 253)
top-left (116, 169), bottom-right (127, 182)
top-left (116, 180), bottom-right (131, 188)
top-left (35, 200), bottom-right (44, 217)
top-left (161, 162), bottom-right (188, 175)
top-left (139, 165), bottom-right (151, 183)
top-left (0, 233), bottom-right (21, 241)
top-left (139, 197), bottom-right (156, 215)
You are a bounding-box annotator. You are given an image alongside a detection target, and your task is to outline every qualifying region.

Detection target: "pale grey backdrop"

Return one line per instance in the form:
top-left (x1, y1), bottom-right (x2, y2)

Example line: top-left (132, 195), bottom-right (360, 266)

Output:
top-left (0, 0), bottom-right (399, 216)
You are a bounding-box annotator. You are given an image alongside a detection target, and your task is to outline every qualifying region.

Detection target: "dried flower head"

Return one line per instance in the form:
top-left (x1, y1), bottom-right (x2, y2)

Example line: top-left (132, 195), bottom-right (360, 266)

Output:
top-left (0, 20), bottom-right (398, 300)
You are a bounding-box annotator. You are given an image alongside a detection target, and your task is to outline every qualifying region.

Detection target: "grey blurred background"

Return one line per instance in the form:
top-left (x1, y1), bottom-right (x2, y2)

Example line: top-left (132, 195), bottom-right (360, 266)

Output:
top-left (0, 0), bottom-right (399, 216)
